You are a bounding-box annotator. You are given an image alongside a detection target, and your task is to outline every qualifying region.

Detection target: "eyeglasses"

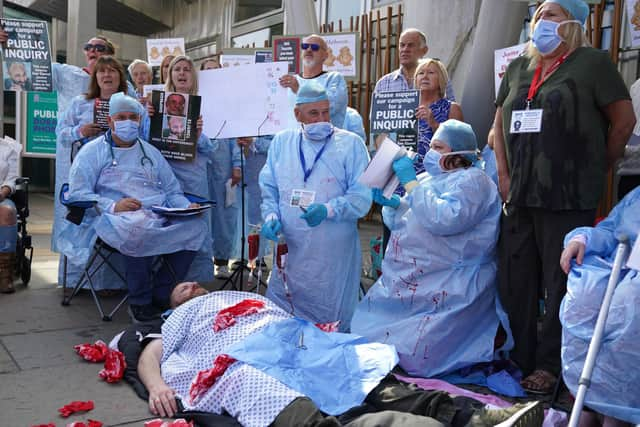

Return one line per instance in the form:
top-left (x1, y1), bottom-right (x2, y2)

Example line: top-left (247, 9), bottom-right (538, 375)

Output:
top-left (301, 43), bottom-right (321, 51)
top-left (83, 43), bottom-right (109, 53)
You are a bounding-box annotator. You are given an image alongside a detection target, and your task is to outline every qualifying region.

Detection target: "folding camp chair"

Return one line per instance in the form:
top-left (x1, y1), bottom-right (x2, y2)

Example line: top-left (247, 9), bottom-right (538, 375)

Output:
top-left (59, 183), bottom-right (213, 321)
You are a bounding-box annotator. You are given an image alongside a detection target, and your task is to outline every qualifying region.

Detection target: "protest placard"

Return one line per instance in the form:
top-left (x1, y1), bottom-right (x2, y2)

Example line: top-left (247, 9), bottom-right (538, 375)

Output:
top-left (149, 91), bottom-right (201, 162)
top-left (322, 32), bottom-right (358, 79)
top-left (494, 42), bottom-right (527, 97)
top-left (19, 91), bottom-right (57, 158)
top-left (272, 36), bottom-right (300, 74)
top-left (255, 50), bottom-right (273, 63)
top-left (93, 99), bottom-right (110, 133)
top-left (146, 38), bottom-right (185, 66)
top-left (1, 18), bottom-right (52, 92)
top-left (220, 48), bottom-right (256, 68)
top-left (199, 62), bottom-right (289, 139)
top-left (370, 90), bottom-right (419, 152)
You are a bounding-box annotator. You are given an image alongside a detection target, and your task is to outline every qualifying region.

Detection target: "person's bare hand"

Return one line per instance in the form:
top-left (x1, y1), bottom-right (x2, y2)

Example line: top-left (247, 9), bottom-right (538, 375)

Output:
top-left (80, 123), bottom-right (103, 138)
top-left (560, 240), bottom-right (586, 274)
top-left (0, 28), bottom-right (8, 45)
top-left (188, 202), bottom-right (200, 208)
top-left (114, 197), bottom-right (142, 213)
top-left (231, 167), bottom-right (242, 186)
top-left (148, 384), bottom-right (178, 418)
top-left (279, 74), bottom-right (299, 93)
top-left (196, 115), bottom-right (203, 139)
top-left (236, 137), bottom-right (254, 148)
top-left (415, 105), bottom-right (429, 120)
top-left (146, 101), bottom-right (155, 117)
top-left (498, 174), bottom-right (510, 203)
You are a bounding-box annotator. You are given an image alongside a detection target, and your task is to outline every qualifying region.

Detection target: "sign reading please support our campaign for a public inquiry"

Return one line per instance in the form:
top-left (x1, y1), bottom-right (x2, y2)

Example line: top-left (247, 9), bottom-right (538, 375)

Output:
top-left (1, 18), bottom-right (52, 92)
top-left (370, 90), bottom-right (419, 152)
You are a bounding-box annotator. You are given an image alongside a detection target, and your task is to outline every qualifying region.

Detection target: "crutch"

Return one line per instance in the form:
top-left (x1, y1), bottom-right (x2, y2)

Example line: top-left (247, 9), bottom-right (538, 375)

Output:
top-left (568, 235), bottom-right (630, 427)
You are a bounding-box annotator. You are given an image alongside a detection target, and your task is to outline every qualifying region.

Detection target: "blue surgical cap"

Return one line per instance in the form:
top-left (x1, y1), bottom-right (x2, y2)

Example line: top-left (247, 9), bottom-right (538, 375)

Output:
top-left (295, 81), bottom-right (329, 105)
top-left (432, 119), bottom-right (478, 162)
top-left (109, 92), bottom-right (143, 117)
top-left (544, 0), bottom-right (589, 26)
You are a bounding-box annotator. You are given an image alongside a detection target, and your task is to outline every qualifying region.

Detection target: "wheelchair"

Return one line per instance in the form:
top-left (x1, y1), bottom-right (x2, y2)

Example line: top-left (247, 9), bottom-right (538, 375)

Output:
top-left (9, 177), bottom-right (33, 286)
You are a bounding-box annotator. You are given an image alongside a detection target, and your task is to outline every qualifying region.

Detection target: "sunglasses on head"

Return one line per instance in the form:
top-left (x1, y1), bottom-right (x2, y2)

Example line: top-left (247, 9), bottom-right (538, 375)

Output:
top-left (83, 43), bottom-right (109, 53)
top-left (301, 42), bottom-right (321, 51)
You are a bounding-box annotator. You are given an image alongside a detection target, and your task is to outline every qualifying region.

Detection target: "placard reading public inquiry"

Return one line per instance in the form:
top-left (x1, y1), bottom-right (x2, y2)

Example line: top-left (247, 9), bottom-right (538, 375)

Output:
top-left (149, 91), bottom-right (201, 162)
top-left (0, 18), bottom-right (52, 92)
top-left (370, 90), bottom-right (419, 152)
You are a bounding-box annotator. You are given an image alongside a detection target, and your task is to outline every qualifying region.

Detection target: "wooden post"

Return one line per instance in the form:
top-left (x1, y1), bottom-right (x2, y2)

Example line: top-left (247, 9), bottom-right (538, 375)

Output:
top-left (356, 14), bottom-right (365, 113)
top-left (376, 9), bottom-right (382, 82)
top-left (384, 6), bottom-right (392, 76)
top-left (395, 4), bottom-right (403, 69)
top-left (350, 16), bottom-right (354, 32)
top-left (338, 19), bottom-right (342, 32)
top-left (364, 13), bottom-right (372, 136)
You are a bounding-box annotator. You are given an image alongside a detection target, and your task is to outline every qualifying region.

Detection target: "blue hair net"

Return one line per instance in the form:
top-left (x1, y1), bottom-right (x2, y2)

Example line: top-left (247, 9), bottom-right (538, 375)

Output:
top-left (544, 0), bottom-right (589, 26)
top-left (432, 119), bottom-right (478, 163)
top-left (109, 92), bottom-right (143, 116)
top-left (296, 81), bottom-right (329, 105)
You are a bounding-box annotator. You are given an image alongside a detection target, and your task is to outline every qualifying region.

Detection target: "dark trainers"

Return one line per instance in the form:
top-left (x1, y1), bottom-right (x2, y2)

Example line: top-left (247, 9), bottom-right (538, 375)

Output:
top-left (469, 401), bottom-right (543, 427)
top-left (128, 304), bottom-right (162, 323)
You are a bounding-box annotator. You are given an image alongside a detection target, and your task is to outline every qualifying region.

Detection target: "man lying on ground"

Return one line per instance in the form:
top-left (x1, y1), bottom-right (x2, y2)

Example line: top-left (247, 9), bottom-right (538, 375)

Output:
top-left (133, 283), bottom-right (543, 427)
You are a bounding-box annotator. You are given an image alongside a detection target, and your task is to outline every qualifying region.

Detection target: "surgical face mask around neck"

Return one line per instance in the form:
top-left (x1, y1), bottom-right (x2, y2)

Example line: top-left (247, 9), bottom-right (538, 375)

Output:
top-left (303, 122), bottom-right (334, 141)
top-left (532, 19), bottom-right (580, 55)
top-left (113, 119), bottom-right (139, 142)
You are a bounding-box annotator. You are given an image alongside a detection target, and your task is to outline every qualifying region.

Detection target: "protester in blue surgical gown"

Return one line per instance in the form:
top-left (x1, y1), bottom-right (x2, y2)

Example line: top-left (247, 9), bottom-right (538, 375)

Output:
top-left (279, 34), bottom-right (348, 128)
top-left (208, 138), bottom-right (241, 278)
top-left (63, 93), bottom-right (206, 322)
top-left (55, 56), bottom-right (140, 291)
top-left (343, 107), bottom-right (366, 141)
top-left (559, 185), bottom-right (640, 425)
top-left (143, 55), bottom-right (217, 283)
top-left (259, 82), bottom-right (371, 331)
top-left (351, 119), bottom-right (512, 378)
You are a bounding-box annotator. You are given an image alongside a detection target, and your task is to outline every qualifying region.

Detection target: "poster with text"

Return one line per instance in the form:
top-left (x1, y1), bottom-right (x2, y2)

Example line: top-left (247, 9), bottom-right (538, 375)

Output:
top-left (199, 62), bottom-right (289, 139)
top-left (146, 38), bottom-right (185, 66)
top-left (220, 51), bottom-right (256, 68)
top-left (0, 18), bottom-right (52, 92)
top-left (322, 32), bottom-right (358, 79)
top-left (494, 42), bottom-right (528, 97)
top-left (149, 91), bottom-right (201, 162)
top-left (272, 37), bottom-right (300, 74)
top-left (23, 91), bottom-right (57, 157)
top-left (627, 0), bottom-right (640, 47)
top-left (93, 98), bottom-right (110, 134)
top-left (255, 50), bottom-right (273, 63)
top-left (370, 90), bottom-right (419, 152)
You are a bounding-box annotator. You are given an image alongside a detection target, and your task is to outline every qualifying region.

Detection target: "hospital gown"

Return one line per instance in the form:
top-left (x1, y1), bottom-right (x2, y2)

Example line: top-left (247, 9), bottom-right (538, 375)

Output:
top-left (560, 186), bottom-right (640, 424)
top-left (342, 107), bottom-right (366, 141)
top-left (351, 167), bottom-right (513, 378)
top-left (259, 127), bottom-right (371, 330)
top-left (61, 134), bottom-right (206, 261)
top-left (208, 138), bottom-right (241, 261)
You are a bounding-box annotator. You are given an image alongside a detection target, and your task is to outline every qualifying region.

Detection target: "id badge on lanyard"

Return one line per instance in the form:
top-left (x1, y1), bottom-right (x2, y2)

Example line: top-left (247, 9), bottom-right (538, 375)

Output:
top-left (510, 52), bottom-right (569, 135)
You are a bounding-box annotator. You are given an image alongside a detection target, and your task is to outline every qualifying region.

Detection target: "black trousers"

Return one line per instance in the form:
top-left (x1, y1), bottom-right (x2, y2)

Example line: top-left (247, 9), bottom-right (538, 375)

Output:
top-left (270, 375), bottom-right (482, 427)
top-left (498, 206), bottom-right (595, 376)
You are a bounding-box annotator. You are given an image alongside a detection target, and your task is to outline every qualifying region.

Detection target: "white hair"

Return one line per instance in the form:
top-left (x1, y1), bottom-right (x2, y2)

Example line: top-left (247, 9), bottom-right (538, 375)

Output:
top-left (127, 59), bottom-right (152, 77)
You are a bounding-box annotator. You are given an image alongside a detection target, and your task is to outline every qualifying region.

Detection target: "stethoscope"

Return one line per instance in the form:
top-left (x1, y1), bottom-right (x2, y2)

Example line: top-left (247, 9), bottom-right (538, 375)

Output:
top-left (105, 129), bottom-right (153, 167)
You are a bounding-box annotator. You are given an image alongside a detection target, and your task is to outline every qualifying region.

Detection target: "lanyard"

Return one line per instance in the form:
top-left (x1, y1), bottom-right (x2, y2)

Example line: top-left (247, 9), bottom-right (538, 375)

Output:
top-left (526, 52), bottom-right (569, 108)
top-left (298, 132), bottom-right (330, 183)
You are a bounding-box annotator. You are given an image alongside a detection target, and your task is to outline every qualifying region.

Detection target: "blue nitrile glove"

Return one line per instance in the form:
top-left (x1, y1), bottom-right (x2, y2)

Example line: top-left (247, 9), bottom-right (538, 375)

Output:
top-left (261, 219), bottom-right (282, 241)
top-left (300, 203), bottom-right (328, 227)
top-left (372, 188), bottom-right (400, 209)
top-left (392, 156), bottom-right (417, 185)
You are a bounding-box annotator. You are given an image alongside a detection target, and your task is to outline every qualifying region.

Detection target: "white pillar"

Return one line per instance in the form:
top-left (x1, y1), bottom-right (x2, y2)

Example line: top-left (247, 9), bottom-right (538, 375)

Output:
top-left (283, 0), bottom-right (318, 35)
top-left (66, 0), bottom-right (97, 66)
top-left (461, 0), bottom-right (528, 146)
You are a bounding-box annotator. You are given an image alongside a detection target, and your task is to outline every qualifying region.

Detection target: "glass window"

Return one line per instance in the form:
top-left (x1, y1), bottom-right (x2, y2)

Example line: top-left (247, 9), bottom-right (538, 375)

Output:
top-left (326, 0), bottom-right (361, 25)
top-left (235, 0), bottom-right (283, 23)
top-left (232, 23), bottom-right (283, 48)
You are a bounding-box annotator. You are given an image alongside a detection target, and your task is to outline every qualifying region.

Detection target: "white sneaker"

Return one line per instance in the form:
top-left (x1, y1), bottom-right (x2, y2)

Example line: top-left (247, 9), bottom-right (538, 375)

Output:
top-left (214, 265), bottom-right (231, 279)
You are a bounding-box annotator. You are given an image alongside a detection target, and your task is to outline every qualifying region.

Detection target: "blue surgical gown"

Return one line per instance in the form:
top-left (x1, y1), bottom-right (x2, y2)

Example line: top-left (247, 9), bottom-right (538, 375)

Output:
top-left (560, 186), bottom-right (640, 424)
top-left (290, 72), bottom-right (348, 127)
top-left (208, 138), bottom-right (241, 261)
top-left (259, 127), bottom-right (371, 330)
top-left (141, 115), bottom-right (218, 283)
top-left (351, 167), bottom-right (513, 377)
top-left (60, 135), bottom-right (206, 261)
top-left (54, 94), bottom-right (141, 289)
top-left (342, 107), bottom-right (366, 141)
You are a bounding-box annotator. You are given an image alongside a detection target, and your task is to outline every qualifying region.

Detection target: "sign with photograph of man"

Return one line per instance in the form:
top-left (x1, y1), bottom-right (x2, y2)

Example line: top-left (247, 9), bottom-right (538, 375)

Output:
top-left (149, 90), bottom-right (201, 162)
top-left (0, 18), bottom-right (52, 92)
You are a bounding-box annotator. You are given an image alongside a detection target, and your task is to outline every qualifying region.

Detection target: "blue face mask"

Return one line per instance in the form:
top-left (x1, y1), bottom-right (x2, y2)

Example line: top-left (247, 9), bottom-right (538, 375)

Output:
top-left (532, 19), bottom-right (579, 55)
top-left (423, 149), bottom-right (444, 175)
top-left (303, 122), bottom-right (334, 141)
top-left (113, 119), bottom-right (139, 142)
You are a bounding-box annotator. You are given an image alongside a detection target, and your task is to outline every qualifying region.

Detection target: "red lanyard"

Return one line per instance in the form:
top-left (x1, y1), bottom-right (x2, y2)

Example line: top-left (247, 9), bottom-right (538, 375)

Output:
top-left (526, 52), bottom-right (569, 107)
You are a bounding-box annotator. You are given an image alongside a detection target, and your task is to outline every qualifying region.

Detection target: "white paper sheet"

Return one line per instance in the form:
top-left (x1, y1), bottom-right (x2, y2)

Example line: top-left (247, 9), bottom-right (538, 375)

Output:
top-left (627, 235), bottom-right (640, 271)
top-left (358, 137), bottom-right (413, 198)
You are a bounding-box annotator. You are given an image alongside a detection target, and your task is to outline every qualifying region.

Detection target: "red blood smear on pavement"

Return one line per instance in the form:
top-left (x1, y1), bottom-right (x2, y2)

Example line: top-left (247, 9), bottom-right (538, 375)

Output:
top-left (74, 340), bottom-right (109, 363)
top-left (98, 349), bottom-right (126, 383)
top-left (58, 400), bottom-right (94, 417)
